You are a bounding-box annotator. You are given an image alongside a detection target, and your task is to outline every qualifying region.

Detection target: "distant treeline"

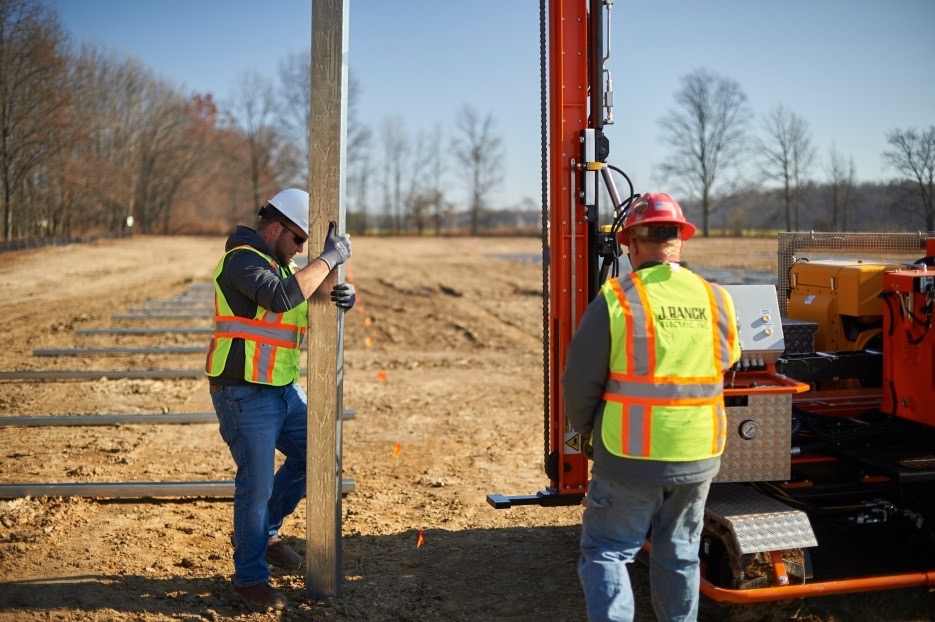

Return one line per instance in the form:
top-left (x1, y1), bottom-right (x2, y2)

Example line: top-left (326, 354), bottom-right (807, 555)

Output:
top-left (353, 179), bottom-right (929, 238)
top-left (681, 179), bottom-right (931, 236)
top-left (1, 0), bottom-right (931, 244)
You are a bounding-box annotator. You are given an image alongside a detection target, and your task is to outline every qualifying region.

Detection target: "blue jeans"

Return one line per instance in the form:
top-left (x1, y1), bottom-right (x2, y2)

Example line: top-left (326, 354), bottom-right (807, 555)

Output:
top-left (211, 382), bottom-right (308, 587)
top-left (578, 477), bottom-right (712, 622)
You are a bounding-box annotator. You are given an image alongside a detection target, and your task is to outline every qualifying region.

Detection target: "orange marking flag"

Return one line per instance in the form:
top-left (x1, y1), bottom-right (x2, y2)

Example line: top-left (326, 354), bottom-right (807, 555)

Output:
top-left (392, 442), bottom-right (401, 458)
top-left (416, 530), bottom-right (425, 548)
top-left (376, 370), bottom-right (388, 383)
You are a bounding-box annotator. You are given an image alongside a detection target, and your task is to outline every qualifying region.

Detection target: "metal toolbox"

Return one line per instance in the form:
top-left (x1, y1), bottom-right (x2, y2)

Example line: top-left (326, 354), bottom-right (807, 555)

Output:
top-left (716, 390), bottom-right (792, 483)
top-left (714, 286), bottom-right (809, 483)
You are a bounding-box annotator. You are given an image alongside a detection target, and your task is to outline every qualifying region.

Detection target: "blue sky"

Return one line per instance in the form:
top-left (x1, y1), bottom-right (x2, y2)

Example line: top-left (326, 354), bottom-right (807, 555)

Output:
top-left (49, 0), bottom-right (935, 209)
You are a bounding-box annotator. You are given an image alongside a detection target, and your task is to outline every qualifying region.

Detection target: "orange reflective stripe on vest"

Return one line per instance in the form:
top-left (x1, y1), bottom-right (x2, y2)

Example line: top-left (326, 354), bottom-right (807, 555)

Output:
top-left (608, 275), bottom-right (653, 377)
top-left (705, 281), bottom-right (738, 373)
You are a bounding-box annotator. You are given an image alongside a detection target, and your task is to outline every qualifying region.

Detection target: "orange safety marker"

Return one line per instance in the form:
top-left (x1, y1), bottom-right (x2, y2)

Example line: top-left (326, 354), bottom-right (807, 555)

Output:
top-left (392, 442), bottom-right (401, 458)
top-left (376, 370), bottom-right (388, 382)
top-left (769, 550), bottom-right (789, 586)
top-left (416, 530), bottom-right (425, 548)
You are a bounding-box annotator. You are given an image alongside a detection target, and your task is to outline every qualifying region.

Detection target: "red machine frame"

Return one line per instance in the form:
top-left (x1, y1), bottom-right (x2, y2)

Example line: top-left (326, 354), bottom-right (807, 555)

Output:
top-left (547, 0), bottom-right (591, 497)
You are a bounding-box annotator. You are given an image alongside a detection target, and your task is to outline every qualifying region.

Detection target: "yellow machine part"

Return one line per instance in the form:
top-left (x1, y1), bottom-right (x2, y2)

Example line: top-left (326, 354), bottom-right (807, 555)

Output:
top-left (787, 260), bottom-right (898, 352)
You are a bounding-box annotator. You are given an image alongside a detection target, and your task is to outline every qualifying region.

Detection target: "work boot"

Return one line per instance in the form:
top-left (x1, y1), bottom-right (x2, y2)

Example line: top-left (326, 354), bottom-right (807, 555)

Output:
top-left (234, 582), bottom-right (287, 611)
top-left (266, 538), bottom-right (303, 571)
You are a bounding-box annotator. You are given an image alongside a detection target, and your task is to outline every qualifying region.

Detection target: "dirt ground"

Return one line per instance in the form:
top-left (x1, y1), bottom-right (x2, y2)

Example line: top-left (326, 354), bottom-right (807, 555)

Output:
top-left (0, 236), bottom-right (930, 621)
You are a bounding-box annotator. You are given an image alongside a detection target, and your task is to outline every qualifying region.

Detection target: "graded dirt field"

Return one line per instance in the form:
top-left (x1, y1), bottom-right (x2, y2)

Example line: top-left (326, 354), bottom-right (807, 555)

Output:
top-left (0, 236), bottom-right (929, 621)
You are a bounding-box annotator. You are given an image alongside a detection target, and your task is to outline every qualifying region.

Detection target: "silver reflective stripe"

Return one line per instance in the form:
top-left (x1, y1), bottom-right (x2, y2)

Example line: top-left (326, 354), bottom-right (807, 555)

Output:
top-left (628, 404), bottom-right (647, 456)
top-left (255, 343), bottom-right (274, 382)
top-left (214, 320), bottom-right (299, 343)
top-left (620, 276), bottom-right (651, 376)
top-left (711, 285), bottom-right (733, 371)
top-left (606, 379), bottom-right (721, 399)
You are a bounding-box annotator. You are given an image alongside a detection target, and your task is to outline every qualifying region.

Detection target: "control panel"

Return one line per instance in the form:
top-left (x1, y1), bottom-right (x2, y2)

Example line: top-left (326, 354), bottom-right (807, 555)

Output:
top-left (723, 284), bottom-right (785, 368)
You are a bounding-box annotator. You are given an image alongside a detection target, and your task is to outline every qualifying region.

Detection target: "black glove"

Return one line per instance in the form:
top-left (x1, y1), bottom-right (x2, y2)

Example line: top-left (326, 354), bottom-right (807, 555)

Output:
top-left (330, 282), bottom-right (356, 311)
top-left (318, 222), bottom-right (351, 271)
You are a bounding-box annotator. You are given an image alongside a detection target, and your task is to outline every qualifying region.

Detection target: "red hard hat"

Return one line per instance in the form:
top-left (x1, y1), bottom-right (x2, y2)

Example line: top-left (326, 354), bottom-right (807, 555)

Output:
top-left (619, 192), bottom-right (696, 244)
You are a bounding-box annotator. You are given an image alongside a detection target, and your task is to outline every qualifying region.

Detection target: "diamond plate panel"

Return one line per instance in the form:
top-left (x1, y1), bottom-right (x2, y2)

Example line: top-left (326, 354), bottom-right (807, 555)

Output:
top-left (716, 394), bottom-right (790, 483)
top-left (706, 484), bottom-right (818, 554)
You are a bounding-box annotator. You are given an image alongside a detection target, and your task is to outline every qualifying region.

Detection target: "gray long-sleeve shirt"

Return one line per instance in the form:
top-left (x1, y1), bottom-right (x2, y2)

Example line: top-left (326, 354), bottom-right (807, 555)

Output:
top-left (562, 264), bottom-right (720, 485)
top-left (209, 226), bottom-right (306, 385)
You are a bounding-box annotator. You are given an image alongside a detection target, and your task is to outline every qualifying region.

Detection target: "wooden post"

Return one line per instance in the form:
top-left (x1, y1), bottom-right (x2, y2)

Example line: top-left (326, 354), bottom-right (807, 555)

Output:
top-left (306, 0), bottom-right (348, 599)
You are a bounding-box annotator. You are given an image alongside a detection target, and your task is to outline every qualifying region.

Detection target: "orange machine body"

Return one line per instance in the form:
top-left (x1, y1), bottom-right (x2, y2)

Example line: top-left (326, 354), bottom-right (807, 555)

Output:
top-left (881, 267), bottom-right (935, 427)
top-left (787, 260), bottom-right (898, 351)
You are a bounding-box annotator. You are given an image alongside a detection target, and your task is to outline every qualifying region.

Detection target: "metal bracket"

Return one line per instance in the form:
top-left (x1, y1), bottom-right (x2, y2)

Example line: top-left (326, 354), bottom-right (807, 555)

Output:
top-left (486, 490), bottom-right (583, 509)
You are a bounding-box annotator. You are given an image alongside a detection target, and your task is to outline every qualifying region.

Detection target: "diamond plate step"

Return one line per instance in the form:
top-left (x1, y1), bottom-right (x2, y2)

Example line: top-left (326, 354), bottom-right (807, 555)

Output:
top-left (706, 483), bottom-right (818, 555)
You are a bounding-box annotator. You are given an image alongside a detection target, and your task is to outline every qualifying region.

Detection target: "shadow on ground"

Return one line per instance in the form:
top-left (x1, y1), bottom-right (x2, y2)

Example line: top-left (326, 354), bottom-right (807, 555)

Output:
top-left (1, 525), bottom-right (932, 621)
top-left (1, 525), bottom-right (588, 621)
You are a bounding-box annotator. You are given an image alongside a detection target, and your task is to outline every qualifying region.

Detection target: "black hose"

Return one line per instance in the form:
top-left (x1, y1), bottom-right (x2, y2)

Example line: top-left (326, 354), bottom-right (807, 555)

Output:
top-left (606, 164), bottom-right (634, 203)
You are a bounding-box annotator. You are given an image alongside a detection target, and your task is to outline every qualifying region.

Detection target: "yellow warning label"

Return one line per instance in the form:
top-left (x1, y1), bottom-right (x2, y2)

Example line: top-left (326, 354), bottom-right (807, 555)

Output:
top-left (564, 432), bottom-right (581, 454)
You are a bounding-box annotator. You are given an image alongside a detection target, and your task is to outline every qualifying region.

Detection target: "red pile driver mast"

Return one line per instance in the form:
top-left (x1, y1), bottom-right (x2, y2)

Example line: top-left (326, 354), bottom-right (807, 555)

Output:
top-left (489, 0), bottom-right (615, 508)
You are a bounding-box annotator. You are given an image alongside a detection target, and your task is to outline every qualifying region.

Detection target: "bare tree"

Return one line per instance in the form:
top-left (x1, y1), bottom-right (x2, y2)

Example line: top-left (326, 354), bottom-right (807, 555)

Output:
top-left (149, 92), bottom-right (218, 234)
top-left (826, 144), bottom-right (856, 231)
top-left (429, 123), bottom-right (447, 236)
top-left (757, 104), bottom-right (815, 231)
top-left (658, 68), bottom-right (751, 236)
top-left (278, 49), bottom-right (371, 197)
top-left (883, 126), bottom-right (935, 230)
top-left (405, 129), bottom-right (434, 234)
top-left (380, 115), bottom-right (408, 233)
top-left (277, 49), bottom-right (310, 178)
top-left (452, 104), bottom-right (503, 235)
top-left (0, 0), bottom-right (69, 240)
top-left (65, 48), bottom-right (153, 233)
top-left (346, 75), bottom-right (372, 234)
top-left (348, 148), bottom-right (372, 234)
top-left (229, 71), bottom-right (283, 212)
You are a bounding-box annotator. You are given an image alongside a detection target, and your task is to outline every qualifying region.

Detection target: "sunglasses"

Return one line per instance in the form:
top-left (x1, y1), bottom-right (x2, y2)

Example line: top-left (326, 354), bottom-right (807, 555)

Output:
top-left (279, 219), bottom-right (307, 246)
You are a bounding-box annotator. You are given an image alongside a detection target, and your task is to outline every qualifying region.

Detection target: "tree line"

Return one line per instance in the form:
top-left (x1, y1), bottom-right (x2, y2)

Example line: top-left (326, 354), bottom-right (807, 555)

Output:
top-left (657, 68), bottom-right (934, 235)
top-left (1, 0), bottom-right (931, 242)
top-left (0, 0), bottom-right (508, 242)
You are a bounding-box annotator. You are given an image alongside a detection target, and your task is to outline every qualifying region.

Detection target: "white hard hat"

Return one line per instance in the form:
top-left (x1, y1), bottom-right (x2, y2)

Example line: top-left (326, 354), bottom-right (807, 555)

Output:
top-left (267, 188), bottom-right (309, 236)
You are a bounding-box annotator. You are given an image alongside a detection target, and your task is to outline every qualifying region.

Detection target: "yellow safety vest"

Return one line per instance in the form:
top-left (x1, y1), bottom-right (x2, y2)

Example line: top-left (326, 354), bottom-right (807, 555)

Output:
top-left (600, 264), bottom-right (741, 461)
top-left (205, 246), bottom-right (308, 386)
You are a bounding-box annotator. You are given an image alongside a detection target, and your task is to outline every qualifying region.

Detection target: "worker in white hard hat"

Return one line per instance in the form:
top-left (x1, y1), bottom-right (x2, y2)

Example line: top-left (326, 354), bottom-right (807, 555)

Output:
top-left (205, 187), bottom-right (352, 611)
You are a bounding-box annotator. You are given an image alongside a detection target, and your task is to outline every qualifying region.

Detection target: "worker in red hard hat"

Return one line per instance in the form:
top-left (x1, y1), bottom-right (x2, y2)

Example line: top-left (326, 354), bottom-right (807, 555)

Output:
top-left (564, 192), bottom-right (740, 622)
top-left (618, 191), bottom-right (696, 245)
top-left (206, 188), bottom-right (353, 611)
